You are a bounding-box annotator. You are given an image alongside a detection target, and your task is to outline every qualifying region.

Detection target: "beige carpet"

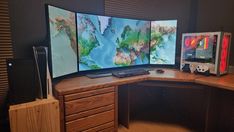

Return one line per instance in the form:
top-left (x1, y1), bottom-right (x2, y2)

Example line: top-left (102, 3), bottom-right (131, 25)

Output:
top-left (118, 107), bottom-right (194, 132)
top-left (118, 121), bottom-right (192, 132)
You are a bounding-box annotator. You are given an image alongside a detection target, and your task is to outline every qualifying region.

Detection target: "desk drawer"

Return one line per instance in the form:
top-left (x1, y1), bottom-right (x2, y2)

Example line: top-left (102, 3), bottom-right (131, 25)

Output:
top-left (83, 122), bottom-right (114, 132)
top-left (64, 87), bottom-right (115, 101)
top-left (66, 104), bottom-right (114, 122)
top-left (66, 110), bottom-right (114, 132)
top-left (65, 92), bottom-right (114, 115)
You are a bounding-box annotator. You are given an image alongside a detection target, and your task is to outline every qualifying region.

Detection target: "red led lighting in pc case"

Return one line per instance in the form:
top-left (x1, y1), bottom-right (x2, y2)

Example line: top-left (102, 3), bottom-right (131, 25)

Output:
top-left (219, 34), bottom-right (231, 74)
top-left (180, 32), bottom-right (232, 76)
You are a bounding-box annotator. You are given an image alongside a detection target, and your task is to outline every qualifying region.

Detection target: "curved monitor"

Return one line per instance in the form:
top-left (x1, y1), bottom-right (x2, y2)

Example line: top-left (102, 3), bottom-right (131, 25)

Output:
top-left (77, 13), bottom-right (150, 71)
top-left (47, 5), bottom-right (78, 78)
top-left (150, 20), bottom-right (177, 65)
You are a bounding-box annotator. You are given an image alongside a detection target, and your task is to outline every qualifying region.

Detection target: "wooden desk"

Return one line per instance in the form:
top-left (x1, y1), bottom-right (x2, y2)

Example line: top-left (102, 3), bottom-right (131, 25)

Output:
top-left (54, 69), bottom-right (234, 132)
top-left (196, 74), bottom-right (234, 91)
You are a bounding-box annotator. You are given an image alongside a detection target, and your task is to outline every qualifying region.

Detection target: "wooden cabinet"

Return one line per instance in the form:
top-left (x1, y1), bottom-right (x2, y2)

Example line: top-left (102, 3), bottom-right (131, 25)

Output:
top-left (9, 96), bottom-right (60, 132)
top-left (55, 86), bottom-right (118, 132)
top-left (206, 88), bottom-right (234, 132)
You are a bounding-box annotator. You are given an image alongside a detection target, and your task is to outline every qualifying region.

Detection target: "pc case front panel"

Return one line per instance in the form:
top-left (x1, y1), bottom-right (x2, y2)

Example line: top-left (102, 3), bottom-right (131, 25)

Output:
top-left (218, 33), bottom-right (232, 75)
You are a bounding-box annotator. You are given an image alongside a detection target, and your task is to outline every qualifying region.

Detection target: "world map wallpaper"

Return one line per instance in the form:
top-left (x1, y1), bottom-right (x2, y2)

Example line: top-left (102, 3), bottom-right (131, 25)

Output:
top-left (48, 5), bottom-right (78, 78)
top-left (77, 13), bottom-right (150, 71)
top-left (150, 20), bottom-right (177, 65)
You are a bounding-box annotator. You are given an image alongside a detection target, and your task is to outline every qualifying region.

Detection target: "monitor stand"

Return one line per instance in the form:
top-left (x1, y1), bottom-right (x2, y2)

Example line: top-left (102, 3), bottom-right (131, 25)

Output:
top-left (86, 72), bottom-right (112, 79)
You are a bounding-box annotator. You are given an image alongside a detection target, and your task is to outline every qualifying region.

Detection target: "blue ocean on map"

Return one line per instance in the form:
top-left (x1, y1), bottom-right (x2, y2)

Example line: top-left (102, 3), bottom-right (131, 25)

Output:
top-left (77, 13), bottom-right (150, 71)
top-left (150, 20), bottom-right (177, 65)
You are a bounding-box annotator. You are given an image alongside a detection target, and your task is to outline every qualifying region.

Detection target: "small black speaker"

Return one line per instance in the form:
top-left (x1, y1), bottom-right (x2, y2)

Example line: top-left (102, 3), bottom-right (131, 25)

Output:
top-left (7, 59), bottom-right (36, 104)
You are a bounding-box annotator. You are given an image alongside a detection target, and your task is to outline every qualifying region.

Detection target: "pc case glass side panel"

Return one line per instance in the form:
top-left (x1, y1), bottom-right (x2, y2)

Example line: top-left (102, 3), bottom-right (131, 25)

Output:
top-left (182, 33), bottom-right (217, 64)
top-left (181, 32), bottom-right (219, 74)
top-left (48, 5), bottom-right (78, 78)
top-left (150, 20), bottom-right (177, 65)
top-left (77, 13), bottom-right (150, 71)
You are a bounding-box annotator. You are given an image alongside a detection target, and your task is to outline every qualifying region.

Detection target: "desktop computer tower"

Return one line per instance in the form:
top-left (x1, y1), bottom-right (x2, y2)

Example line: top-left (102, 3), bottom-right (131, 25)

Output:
top-left (7, 59), bottom-right (36, 104)
top-left (180, 32), bottom-right (232, 76)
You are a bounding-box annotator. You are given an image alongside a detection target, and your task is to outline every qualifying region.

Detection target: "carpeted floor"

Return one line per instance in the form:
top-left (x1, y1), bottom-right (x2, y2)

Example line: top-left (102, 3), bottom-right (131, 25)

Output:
top-left (118, 121), bottom-right (192, 132)
top-left (118, 108), bottom-right (194, 132)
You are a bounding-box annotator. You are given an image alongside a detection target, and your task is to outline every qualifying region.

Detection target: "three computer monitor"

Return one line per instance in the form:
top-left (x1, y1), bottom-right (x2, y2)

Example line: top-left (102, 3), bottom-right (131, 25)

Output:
top-left (47, 5), bottom-right (177, 79)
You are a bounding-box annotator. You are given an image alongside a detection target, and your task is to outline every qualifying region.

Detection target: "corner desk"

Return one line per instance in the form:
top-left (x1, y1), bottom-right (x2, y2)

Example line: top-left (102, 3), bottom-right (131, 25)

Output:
top-left (54, 69), bottom-right (234, 132)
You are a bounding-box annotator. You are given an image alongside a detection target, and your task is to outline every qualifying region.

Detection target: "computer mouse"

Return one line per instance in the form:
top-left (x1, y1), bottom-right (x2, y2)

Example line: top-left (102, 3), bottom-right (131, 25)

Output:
top-left (156, 69), bottom-right (165, 74)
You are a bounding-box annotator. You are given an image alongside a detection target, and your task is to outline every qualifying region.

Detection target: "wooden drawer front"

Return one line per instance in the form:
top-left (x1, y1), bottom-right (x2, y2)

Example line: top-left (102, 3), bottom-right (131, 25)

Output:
top-left (66, 110), bottom-right (114, 132)
top-left (83, 121), bottom-right (114, 132)
top-left (66, 104), bottom-right (114, 122)
top-left (65, 87), bottom-right (115, 101)
top-left (65, 92), bottom-right (114, 115)
top-left (98, 127), bottom-right (114, 132)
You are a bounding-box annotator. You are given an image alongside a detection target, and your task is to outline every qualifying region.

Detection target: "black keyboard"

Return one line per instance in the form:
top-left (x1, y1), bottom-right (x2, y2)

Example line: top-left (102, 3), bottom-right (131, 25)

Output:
top-left (86, 73), bottom-right (112, 78)
top-left (112, 68), bottom-right (150, 78)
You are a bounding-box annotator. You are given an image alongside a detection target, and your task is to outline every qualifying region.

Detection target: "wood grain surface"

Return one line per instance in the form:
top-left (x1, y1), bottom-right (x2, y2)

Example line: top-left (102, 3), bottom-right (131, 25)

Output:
top-left (9, 97), bottom-right (60, 132)
top-left (66, 110), bottom-right (114, 132)
top-left (55, 69), bottom-right (234, 95)
top-left (65, 92), bottom-right (115, 115)
top-left (195, 74), bottom-right (234, 91)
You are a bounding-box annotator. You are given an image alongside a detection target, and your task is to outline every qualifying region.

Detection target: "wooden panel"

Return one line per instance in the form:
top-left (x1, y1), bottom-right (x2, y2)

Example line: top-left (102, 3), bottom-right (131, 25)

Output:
top-left (57, 95), bottom-right (65, 132)
top-left (55, 74), bottom-right (148, 95)
top-left (66, 104), bottom-right (114, 121)
top-left (0, 0), bottom-right (13, 106)
top-left (98, 127), bottom-right (114, 132)
top-left (114, 87), bottom-right (118, 131)
top-left (66, 110), bottom-right (114, 132)
top-left (128, 84), bottom-right (163, 116)
top-left (138, 81), bottom-right (201, 89)
top-left (55, 69), bottom-right (201, 96)
top-left (118, 85), bottom-right (130, 128)
top-left (148, 70), bottom-right (201, 82)
top-left (162, 85), bottom-right (208, 131)
top-left (83, 122), bottom-right (114, 132)
top-left (55, 70), bottom-right (234, 96)
top-left (9, 97), bottom-right (60, 132)
top-left (65, 86), bottom-right (115, 101)
top-left (195, 74), bottom-right (234, 91)
top-left (65, 92), bottom-right (115, 115)
top-left (205, 88), bottom-right (234, 132)
top-left (215, 89), bottom-right (234, 132)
